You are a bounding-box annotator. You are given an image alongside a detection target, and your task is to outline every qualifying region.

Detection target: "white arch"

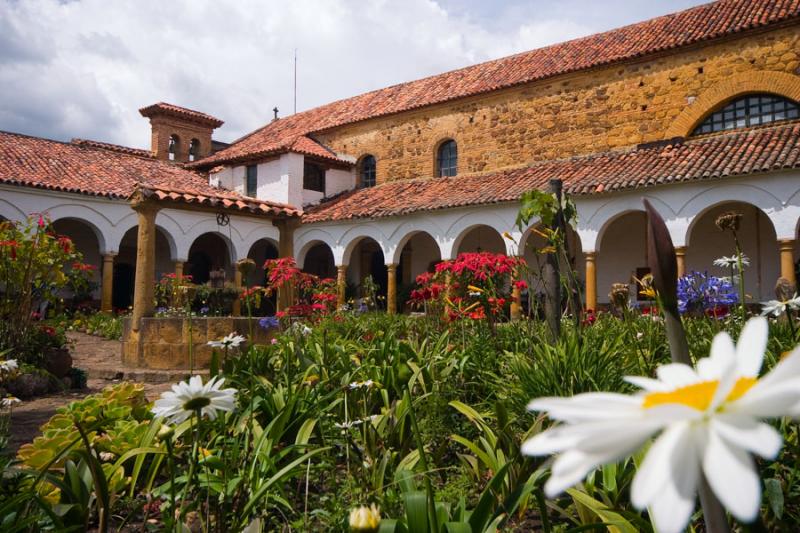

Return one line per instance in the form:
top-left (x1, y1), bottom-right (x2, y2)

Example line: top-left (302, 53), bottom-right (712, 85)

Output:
top-left (390, 229), bottom-right (444, 264)
top-left (114, 216), bottom-right (180, 261)
top-left (677, 184), bottom-right (784, 246)
top-left (296, 239), bottom-right (335, 269)
top-left (339, 225), bottom-right (391, 265)
top-left (449, 223), bottom-right (507, 258)
top-left (43, 204), bottom-right (115, 254)
top-left (684, 199), bottom-right (778, 247)
top-left (580, 194), bottom-right (674, 251)
top-left (50, 216), bottom-right (107, 256)
top-left (0, 198), bottom-right (26, 221)
top-left (443, 211), bottom-right (514, 259)
top-left (594, 209), bottom-right (647, 253)
top-left (187, 230), bottom-right (237, 264)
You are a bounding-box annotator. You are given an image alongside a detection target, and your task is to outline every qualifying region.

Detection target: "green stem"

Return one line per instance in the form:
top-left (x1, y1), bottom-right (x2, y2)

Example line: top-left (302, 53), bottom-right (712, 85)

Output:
top-left (182, 410), bottom-right (202, 523)
top-left (405, 385), bottom-right (439, 533)
top-left (166, 438), bottom-right (178, 533)
top-left (733, 234), bottom-right (747, 321)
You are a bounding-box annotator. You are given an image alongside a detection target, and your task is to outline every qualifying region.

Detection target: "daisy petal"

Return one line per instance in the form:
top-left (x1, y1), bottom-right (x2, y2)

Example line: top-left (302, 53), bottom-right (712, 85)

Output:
top-left (527, 393), bottom-right (640, 423)
top-left (624, 376), bottom-right (667, 392)
top-left (631, 422), bottom-right (692, 510)
top-left (645, 427), bottom-right (699, 533)
top-left (712, 414), bottom-right (782, 459)
top-left (702, 425), bottom-right (761, 522)
top-left (699, 331), bottom-right (735, 382)
top-left (656, 364), bottom-right (700, 387)
top-left (735, 317), bottom-right (768, 377)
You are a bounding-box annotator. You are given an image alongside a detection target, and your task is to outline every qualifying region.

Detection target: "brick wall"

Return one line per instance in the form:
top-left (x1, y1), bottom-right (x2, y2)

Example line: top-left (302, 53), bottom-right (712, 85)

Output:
top-left (148, 117), bottom-right (215, 163)
top-left (315, 26), bottom-right (800, 184)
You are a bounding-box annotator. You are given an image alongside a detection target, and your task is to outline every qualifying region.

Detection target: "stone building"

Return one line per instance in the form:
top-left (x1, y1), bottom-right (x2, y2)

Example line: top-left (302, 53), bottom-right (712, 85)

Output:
top-left (3, 0), bottom-right (800, 322)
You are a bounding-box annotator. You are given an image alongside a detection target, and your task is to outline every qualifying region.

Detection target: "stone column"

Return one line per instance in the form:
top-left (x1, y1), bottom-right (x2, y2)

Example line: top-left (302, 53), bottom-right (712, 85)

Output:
top-left (232, 268), bottom-right (243, 316)
top-left (386, 263), bottom-right (398, 314)
top-left (130, 200), bottom-right (160, 331)
top-left (585, 251), bottom-right (597, 311)
top-left (336, 265), bottom-right (347, 308)
top-left (174, 260), bottom-right (185, 279)
top-left (274, 219), bottom-right (298, 311)
top-left (100, 253), bottom-right (116, 313)
top-left (674, 246), bottom-right (687, 278)
top-left (779, 239), bottom-right (797, 286)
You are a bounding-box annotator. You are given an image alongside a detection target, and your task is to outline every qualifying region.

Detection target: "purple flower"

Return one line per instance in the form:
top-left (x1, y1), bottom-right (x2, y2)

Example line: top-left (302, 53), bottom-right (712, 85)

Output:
top-left (677, 271), bottom-right (738, 315)
top-left (199, 306), bottom-right (210, 315)
top-left (259, 316), bottom-right (280, 329)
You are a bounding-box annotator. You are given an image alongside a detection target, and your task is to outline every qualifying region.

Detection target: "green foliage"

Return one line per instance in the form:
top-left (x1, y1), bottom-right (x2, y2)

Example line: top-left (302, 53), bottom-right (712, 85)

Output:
top-left (0, 214), bottom-right (93, 363)
top-left (3, 309), bottom-right (800, 531)
top-left (17, 382), bottom-right (150, 469)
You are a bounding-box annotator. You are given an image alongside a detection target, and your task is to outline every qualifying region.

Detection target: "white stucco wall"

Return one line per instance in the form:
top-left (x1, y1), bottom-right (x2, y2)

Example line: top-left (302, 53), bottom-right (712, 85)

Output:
top-left (326, 167), bottom-right (356, 197)
top-left (6, 165), bottom-right (800, 309)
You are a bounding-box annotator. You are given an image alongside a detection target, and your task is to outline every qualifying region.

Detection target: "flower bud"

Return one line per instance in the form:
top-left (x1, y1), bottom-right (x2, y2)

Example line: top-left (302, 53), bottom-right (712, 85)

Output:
top-left (156, 424), bottom-right (174, 442)
top-left (715, 211), bottom-right (742, 232)
top-left (349, 504), bottom-right (380, 532)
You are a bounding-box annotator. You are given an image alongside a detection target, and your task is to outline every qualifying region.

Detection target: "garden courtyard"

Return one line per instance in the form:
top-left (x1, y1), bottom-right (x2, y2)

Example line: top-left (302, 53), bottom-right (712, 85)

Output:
top-left (4, 1), bottom-right (800, 531)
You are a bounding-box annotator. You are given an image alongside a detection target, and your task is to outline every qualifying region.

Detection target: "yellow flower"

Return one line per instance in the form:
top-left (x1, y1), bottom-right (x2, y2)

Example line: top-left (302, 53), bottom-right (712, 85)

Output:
top-left (349, 504), bottom-right (381, 532)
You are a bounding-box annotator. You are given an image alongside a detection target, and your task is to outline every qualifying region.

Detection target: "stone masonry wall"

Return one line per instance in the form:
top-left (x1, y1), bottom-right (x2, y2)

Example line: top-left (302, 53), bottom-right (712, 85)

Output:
top-left (122, 317), bottom-right (274, 369)
top-left (315, 26), bottom-right (800, 183)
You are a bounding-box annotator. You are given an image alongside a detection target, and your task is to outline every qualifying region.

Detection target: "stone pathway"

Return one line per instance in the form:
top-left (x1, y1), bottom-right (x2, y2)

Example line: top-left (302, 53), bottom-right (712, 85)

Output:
top-left (8, 332), bottom-right (192, 454)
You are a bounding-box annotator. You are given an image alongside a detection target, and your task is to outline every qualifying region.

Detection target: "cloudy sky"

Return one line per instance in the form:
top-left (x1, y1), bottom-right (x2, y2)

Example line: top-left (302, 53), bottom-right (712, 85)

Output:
top-left (0, 0), bottom-right (706, 149)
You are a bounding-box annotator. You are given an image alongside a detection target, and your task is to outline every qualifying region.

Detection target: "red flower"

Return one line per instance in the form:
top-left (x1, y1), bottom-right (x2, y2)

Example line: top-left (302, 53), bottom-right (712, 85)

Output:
top-left (514, 280), bottom-right (528, 290)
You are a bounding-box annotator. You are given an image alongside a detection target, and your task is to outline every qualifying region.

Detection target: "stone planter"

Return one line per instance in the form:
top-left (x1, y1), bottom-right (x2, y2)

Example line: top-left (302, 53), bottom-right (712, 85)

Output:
top-left (122, 316), bottom-right (276, 369)
top-left (43, 347), bottom-right (73, 378)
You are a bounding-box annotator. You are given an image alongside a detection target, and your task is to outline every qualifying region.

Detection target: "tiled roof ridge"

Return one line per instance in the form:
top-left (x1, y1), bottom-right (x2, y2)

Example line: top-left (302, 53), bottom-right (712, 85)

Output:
top-left (70, 138), bottom-right (154, 158)
top-left (133, 182), bottom-right (301, 217)
top-left (138, 102), bottom-right (224, 127)
top-left (195, 0), bottom-right (800, 169)
top-left (302, 120), bottom-right (800, 223)
top-left (134, 181), bottom-right (298, 210)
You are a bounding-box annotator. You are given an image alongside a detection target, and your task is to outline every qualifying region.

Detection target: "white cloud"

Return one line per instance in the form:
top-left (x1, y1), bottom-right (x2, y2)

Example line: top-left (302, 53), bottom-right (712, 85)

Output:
top-left (0, 0), bottom-right (600, 148)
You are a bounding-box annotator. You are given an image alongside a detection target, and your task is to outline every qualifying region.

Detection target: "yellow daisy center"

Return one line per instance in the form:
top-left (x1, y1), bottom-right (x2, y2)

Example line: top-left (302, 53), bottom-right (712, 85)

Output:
top-left (642, 377), bottom-right (757, 411)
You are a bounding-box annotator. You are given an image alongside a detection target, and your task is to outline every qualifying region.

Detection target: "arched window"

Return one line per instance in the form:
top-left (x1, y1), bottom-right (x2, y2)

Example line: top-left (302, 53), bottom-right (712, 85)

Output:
top-left (436, 139), bottom-right (457, 177)
top-left (359, 155), bottom-right (376, 188)
top-left (168, 135), bottom-right (179, 161)
top-left (188, 139), bottom-right (200, 162)
top-left (692, 94), bottom-right (799, 136)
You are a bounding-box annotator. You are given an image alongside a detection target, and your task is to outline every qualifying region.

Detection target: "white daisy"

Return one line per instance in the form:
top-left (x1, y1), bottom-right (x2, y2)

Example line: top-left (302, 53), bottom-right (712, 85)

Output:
top-left (713, 254), bottom-right (750, 269)
top-left (0, 359), bottom-right (19, 373)
top-left (761, 294), bottom-right (800, 317)
top-left (207, 332), bottom-right (246, 349)
top-left (0, 396), bottom-right (21, 408)
top-left (522, 317), bottom-right (800, 533)
top-left (152, 375), bottom-right (237, 425)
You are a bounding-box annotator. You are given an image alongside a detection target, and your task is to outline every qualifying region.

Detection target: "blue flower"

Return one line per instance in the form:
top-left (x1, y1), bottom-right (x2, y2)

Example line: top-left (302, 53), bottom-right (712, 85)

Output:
top-left (199, 306), bottom-right (210, 315)
top-left (677, 271), bottom-right (738, 315)
top-left (259, 316), bottom-right (280, 329)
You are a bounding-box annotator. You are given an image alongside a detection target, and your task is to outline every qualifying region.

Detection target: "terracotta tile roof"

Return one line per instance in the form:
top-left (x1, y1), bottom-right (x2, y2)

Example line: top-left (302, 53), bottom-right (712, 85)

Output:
top-left (194, 0), bottom-right (800, 170)
top-left (134, 184), bottom-right (300, 217)
top-left (0, 130), bottom-right (299, 217)
top-left (302, 122), bottom-right (800, 223)
top-left (139, 102), bottom-right (224, 128)
top-left (70, 138), bottom-right (154, 158)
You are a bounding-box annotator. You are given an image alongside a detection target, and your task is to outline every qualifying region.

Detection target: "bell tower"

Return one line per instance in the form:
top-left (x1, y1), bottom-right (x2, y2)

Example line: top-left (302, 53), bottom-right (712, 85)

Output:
top-left (139, 102), bottom-right (224, 163)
